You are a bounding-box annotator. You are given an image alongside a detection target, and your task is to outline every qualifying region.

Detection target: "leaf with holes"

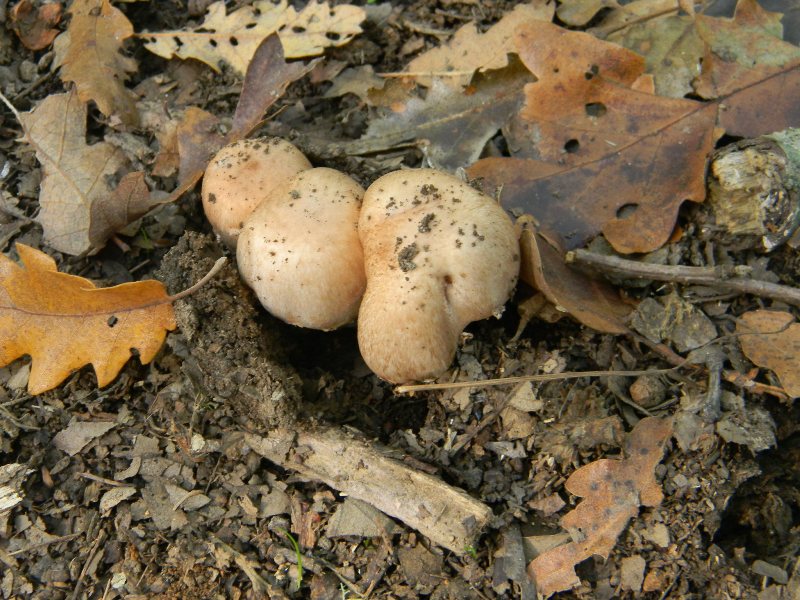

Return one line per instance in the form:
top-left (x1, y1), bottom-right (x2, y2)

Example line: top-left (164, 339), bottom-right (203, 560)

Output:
top-left (469, 20), bottom-right (718, 254)
top-left (141, 0), bottom-right (364, 76)
top-left (0, 244), bottom-right (176, 394)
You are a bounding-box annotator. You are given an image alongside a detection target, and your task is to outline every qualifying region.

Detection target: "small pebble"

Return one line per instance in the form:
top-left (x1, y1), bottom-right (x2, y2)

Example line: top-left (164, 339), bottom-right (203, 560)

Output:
top-left (18, 60), bottom-right (37, 82)
top-left (752, 560), bottom-right (788, 584)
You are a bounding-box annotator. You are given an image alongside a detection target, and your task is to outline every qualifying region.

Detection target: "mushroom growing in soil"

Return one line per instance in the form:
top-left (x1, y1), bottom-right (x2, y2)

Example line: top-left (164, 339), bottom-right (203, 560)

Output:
top-left (357, 169), bottom-right (519, 383)
top-left (237, 167), bottom-right (367, 331)
top-left (202, 137), bottom-right (311, 249)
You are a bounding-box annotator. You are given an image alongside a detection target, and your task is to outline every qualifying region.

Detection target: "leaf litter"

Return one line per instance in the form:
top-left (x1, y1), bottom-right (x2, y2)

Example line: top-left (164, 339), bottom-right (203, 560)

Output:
top-left (1, 0), bottom-right (800, 597)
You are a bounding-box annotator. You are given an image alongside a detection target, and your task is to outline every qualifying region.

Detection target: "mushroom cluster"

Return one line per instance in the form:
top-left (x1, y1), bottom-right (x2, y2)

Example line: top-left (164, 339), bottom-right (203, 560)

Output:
top-left (202, 139), bottom-right (519, 383)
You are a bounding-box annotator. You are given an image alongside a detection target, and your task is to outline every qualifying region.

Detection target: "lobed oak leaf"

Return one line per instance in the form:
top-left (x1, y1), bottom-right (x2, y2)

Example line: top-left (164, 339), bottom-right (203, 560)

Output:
top-left (55, 0), bottom-right (139, 126)
top-left (0, 244), bottom-right (176, 395)
top-left (469, 20), bottom-right (719, 254)
top-left (142, 0), bottom-right (364, 76)
top-left (18, 89), bottom-right (156, 255)
top-left (528, 417), bottom-right (673, 597)
top-left (607, 14), bottom-right (705, 98)
top-left (404, 2), bottom-right (553, 88)
top-left (694, 0), bottom-right (798, 99)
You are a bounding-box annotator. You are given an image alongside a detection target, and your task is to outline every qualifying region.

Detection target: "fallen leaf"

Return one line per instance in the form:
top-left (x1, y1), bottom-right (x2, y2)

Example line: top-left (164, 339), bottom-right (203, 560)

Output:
top-left (694, 0), bottom-right (800, 100)
top-left (469, 20), bottom-right (718, 253)
top-left (56, 0), bottom-right (139, 126)
top-left (607, 14), bottom-right (704, 98)
top-left (176, 107), bottom-right (226, 189)
top-left (404, 2), bottom-right (553, 88)
top-left (17, 90), bottom-right (153, 255)
top-left (691, 0), bottom-right (800, 137)
top-left (737, 310), bottom-right (800, 397)
top-left (91, 171), bottom-right (162, 245)
top-left (0, 243), bottom-right (176, 394)
top-left (99, 486), bottom-right (137, 514)
top-left (323, 60), bottom-right (533, 171)
top-left (528, 417), bottom-right (673, 597)
top-left (556, 0), bottom-right (618, 27)
top-left (518, 218), bottom-right (631, 334)
top-left (323, 65), bottom-right (386, 102)
top-left (589, 0), bottom-right (683, 37)
top-left (52, 418), bottom-right (116, 456)
top-left (229, 34), bottom-right (318, 140)
top-left (167, 35), bottom-right (316, 202)
top-left (142, 0), bottom-right (364, 76)
top-left (10, 0), bottom-right (62, 51)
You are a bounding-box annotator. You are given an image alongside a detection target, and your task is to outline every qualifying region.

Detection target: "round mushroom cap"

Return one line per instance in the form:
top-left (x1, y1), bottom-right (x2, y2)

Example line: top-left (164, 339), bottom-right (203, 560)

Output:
top-left (357, 169), bottom-right (519, 383)
top-left (237, 167), bottom-right (367, 331)
top-left (202, 137), bottom-right (311, 249)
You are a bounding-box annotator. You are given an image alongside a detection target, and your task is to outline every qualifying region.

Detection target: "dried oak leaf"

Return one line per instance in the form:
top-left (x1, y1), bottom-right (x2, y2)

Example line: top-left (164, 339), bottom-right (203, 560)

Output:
top-left (692, 0), bottom-right (800, 137)
top-left (0, 244), bottom-right (176, 395)
top-left (589, 0), bottom-right (684, 36)
top-left (167, 35), bottom-right (316, 202)
top-left (142, 0), bottom-right (364, 76)
top-left (55, 0), bottom-right (139, 126)
top-left (529, 417), bottom-right (673, 597)
top-left (518, 217), bottom-right (631, 334)
top-left (694, 0), bottom-right (800, 100)
top-left (404, 2), bottom-right (553, 88)
top-left (468, 21), bottom-right (718, 254)
top-left (326, 60), bottom-right (533, 171)
top-left (10, 0), bottom-right (63, 51)
top-left (737, 310), bottom-right (800, 398)
top-left (18, 90), bottom-right (160, 255)
top-left (607, 14), bottom-right (705, 98)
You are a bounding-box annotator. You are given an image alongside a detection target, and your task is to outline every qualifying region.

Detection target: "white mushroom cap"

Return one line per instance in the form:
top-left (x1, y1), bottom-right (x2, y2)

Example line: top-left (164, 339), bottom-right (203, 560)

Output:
top-left (357, 169), bottom-right (519, 383)
top-left (202, 137), bottom-right (311, 249)
top-left (237, 167), bottom-right (366, 330)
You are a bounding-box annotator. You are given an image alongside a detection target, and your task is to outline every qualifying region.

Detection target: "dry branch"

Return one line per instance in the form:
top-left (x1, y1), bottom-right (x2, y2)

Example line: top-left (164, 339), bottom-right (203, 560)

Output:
top-left (246, 428), bottom-right (492, 554)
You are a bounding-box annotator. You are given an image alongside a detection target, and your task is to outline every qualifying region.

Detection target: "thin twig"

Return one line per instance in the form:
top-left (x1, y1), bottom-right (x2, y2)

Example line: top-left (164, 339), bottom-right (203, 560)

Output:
top-left (395, 367), bottom-right (676, 394)
top-left (70, 529), bottom-right (106, 600)
top-left (397, 323), bottom-right (795, 397)
top-left (78, 472), bottom-right (127, 487)
top-left (566, 249), bottom-right (800, 306)
top-left (9, 532), bottom-right (84, 556)
top-left (168, 257), bottom-right (227, 302)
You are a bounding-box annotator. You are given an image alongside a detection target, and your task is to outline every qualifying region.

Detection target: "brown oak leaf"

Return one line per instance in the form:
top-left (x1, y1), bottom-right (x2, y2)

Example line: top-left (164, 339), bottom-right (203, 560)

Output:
top-left (404, 2), bottom-right (553, 88)
top-left (55, 0), bottom-right (139, 126)
top-left (737, 310), bottom-right (800, 398)
top-left (529, 417), bottom-right (673, 597)
top-left (142, 0), bottom-right (364, 76)
top-left (18, 90), bottom-right (155, 255)
top-left (0, 244), bottom-right (176, 394)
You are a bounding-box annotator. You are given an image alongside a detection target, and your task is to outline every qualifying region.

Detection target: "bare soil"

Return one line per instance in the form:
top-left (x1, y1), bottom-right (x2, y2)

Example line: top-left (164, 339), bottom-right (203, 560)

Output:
top-left (1, 1), bottom-right (799, 599)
